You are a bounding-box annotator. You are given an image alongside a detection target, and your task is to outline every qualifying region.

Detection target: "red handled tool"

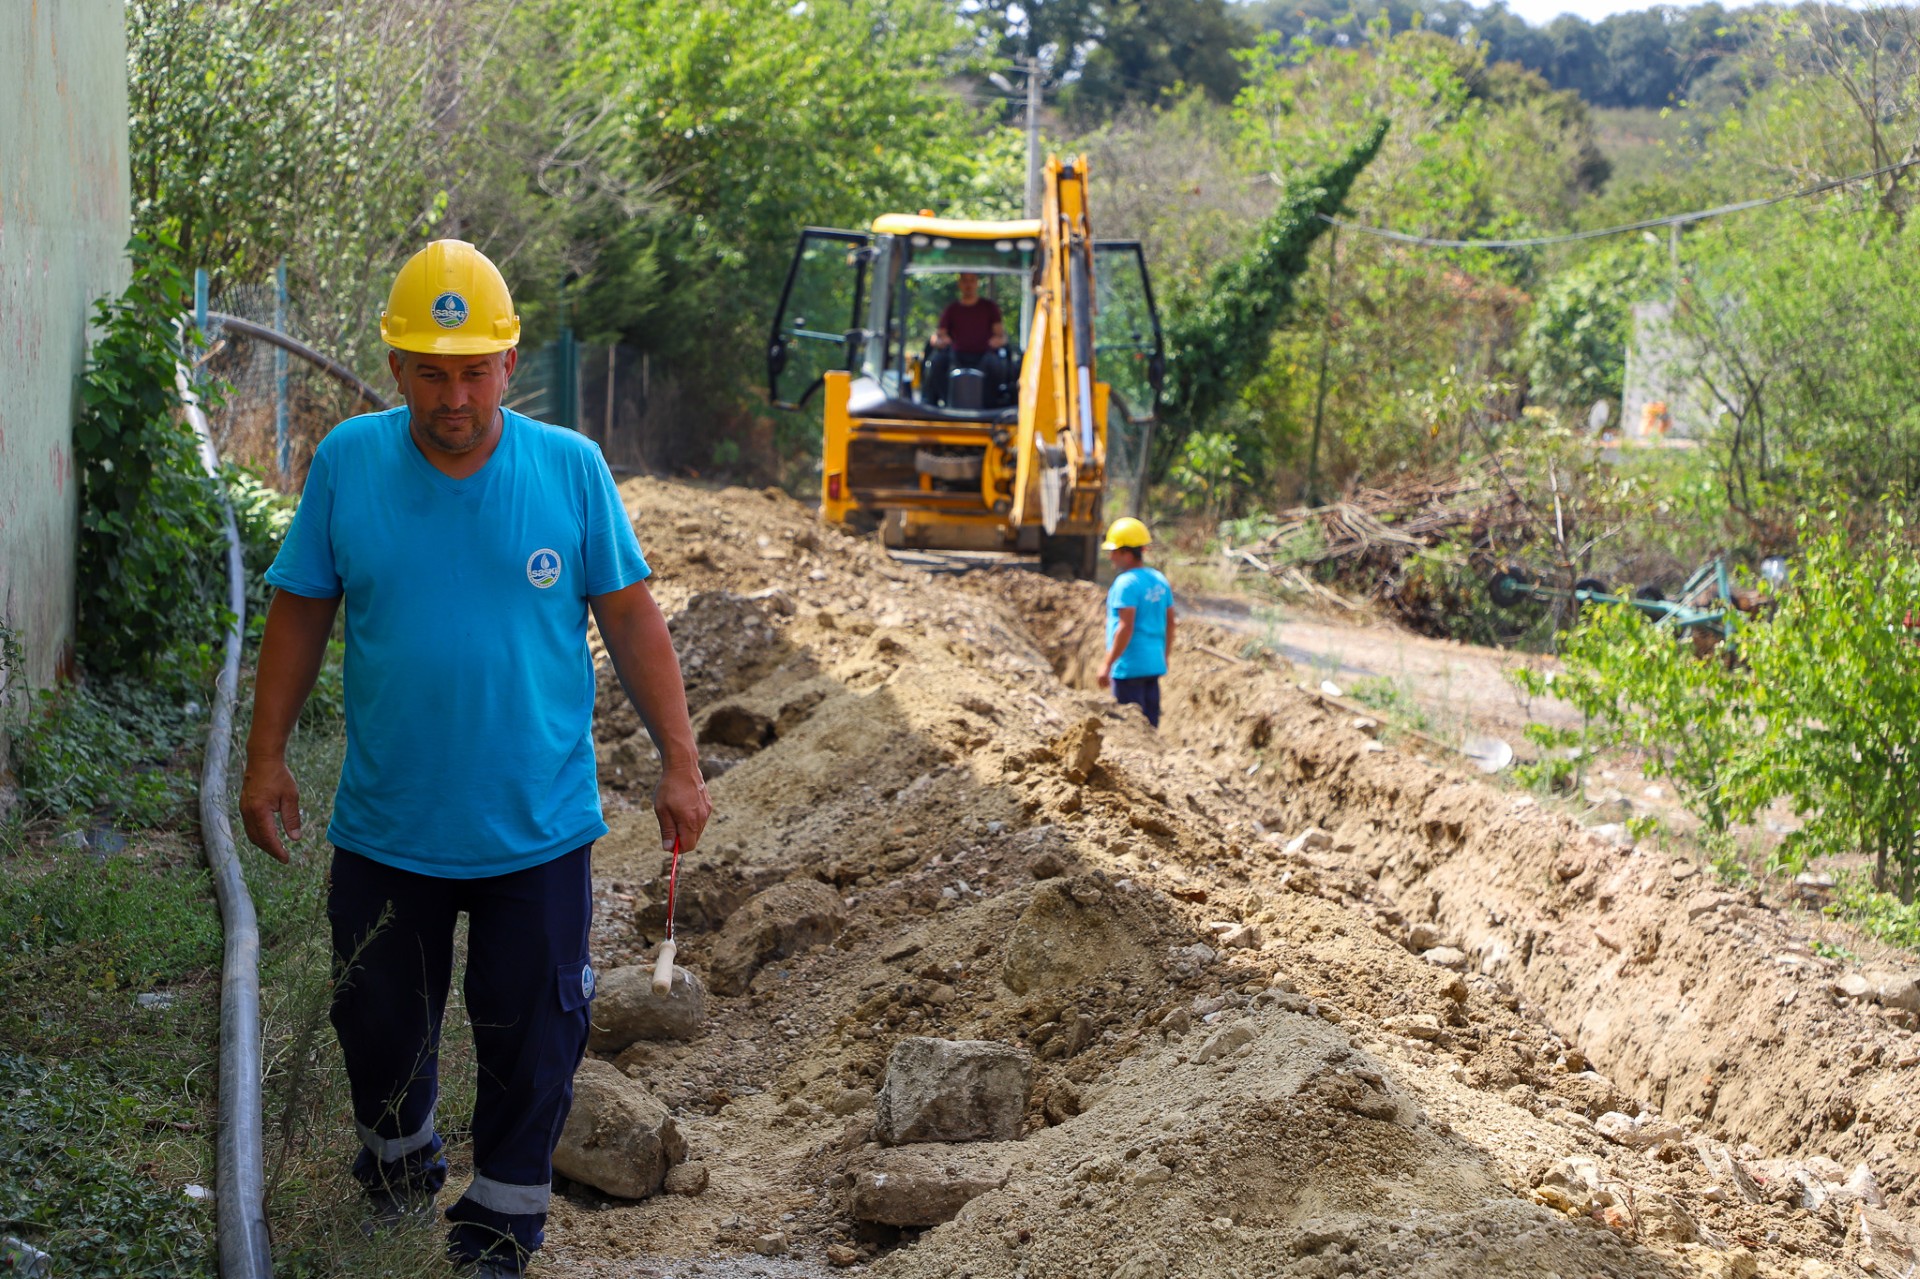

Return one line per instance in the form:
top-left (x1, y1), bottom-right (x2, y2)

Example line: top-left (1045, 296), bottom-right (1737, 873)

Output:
top-left (651, 834), bottom-right (683, 995)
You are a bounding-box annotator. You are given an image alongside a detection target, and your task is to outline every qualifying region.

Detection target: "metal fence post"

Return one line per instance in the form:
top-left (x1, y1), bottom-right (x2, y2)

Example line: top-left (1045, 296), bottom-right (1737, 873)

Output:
top-left (274, 261), bottom-right (289, 478)
top-left (555, 324), bottom-right (578, 431)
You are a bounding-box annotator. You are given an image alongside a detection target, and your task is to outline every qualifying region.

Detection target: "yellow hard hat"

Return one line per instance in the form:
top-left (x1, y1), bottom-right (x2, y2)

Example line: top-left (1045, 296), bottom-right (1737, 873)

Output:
top-left (380, 239), bottom-right (521, 355)
top-left (1102, 516), bottom-right (1151, 550)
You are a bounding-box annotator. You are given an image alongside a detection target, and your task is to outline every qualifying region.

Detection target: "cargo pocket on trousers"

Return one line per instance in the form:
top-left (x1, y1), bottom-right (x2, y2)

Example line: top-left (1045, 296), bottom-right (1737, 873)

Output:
top-left (557, 960), bottom-right (595, 1012)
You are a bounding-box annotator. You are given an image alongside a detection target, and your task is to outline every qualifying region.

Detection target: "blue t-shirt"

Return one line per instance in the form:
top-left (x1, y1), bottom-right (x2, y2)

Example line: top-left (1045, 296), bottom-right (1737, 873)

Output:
top-left (265, 406), bottom-right (651, 878)
top-left (1106, 565), bottom-right (1173, 680)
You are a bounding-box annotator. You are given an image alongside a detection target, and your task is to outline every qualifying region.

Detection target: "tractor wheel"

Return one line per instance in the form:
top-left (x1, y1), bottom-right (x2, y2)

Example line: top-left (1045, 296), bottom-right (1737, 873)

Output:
top-left (1488, 565), bottom-right (1533, 609)
top-left (1574, 577), bottom-right (1609, 608)
top-left (1634, 584), bottom-right (1665, 603)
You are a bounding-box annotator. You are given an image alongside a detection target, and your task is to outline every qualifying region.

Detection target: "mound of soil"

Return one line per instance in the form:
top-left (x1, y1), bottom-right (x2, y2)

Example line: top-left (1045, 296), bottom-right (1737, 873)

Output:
top-left (541, 478), bottom-right (1920, 1279)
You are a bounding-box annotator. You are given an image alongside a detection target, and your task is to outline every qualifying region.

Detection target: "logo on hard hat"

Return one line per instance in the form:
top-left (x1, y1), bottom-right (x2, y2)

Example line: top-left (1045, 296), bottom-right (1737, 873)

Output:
top-left (526, 548), bottom-right (562, 589)
top-left (430, 291), bottom-right (469, 329)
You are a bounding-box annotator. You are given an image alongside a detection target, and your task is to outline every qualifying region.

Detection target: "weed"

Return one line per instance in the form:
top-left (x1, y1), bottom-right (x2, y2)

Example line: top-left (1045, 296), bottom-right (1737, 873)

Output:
top-left (1625, 814), bottom-right (1663, 844)
top-left (0, 1053), bottom-right (215, 1277)
top-left (1810, 938), bottom-right (1856, 963)
top-left (1347, 676), bottom-right (1434, 733)
top-left (8, 681), bottom-right (204, 829)
top-left (1513, 723), bottom-right (1586, 795)
top-left (1825, 873), bottom-right (1920, 952)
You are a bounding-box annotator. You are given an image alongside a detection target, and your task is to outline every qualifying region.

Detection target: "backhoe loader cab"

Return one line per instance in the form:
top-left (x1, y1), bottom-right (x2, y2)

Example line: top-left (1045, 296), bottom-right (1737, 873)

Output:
top-left (768, 156), bottom-right (1163, 579)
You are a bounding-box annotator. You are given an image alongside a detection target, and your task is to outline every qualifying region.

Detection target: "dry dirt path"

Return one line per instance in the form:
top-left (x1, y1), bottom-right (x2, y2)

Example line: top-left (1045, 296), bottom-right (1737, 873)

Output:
top-left (532, 479), bottom-right (1920, 1279)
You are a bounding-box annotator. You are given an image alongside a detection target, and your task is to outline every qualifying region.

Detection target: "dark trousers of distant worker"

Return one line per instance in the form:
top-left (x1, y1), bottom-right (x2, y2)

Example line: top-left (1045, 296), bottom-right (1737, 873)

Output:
top-left (327, 843), bottom-right (595, 1271)
top-left (1113, 675), bottom-right (1162, 729)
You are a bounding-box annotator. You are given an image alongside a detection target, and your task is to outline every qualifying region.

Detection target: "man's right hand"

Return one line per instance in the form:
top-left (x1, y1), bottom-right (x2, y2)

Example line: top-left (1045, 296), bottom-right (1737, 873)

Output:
top-left (240, 757), bottom-right (304, 863)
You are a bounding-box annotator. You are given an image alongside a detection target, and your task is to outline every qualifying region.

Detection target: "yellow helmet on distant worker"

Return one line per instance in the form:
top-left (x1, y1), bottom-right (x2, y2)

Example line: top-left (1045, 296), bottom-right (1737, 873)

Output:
top-left (1102, 516), bottom-right (1152, 550)
top-left (379, 239), bottom-right (521, 355)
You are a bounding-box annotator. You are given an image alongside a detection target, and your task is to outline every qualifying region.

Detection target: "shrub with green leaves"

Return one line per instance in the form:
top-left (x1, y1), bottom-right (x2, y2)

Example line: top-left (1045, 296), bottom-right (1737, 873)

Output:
top-left (73, 241), bottom-right (229, 684)
top-left (1525, 514), bottom-right (1920, 903)
top-left (1515, 603), bottom-right (1748, 831)
top-left (1733, 516), bottom-right (1920, 899)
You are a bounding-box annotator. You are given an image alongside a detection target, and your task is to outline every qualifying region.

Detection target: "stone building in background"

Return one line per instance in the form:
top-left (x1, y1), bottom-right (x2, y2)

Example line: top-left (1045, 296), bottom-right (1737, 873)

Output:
top-left (0, 3), bottom-right (131, 696)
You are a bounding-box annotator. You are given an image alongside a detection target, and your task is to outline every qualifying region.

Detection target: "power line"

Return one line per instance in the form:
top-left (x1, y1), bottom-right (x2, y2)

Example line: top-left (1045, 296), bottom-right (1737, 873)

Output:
top-left (1317, 155), bottom-right (1920, 250)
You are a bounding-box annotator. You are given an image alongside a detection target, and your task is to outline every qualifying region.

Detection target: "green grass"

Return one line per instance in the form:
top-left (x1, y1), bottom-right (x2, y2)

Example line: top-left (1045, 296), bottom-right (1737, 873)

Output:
top-left (0, 638), bottom-right (479, 1278)
top-left (0, 839), bottom-right (223, 1276)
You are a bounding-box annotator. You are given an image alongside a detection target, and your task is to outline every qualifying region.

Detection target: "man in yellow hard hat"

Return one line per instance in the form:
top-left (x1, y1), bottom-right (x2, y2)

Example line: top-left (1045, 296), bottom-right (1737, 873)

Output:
top-left (239, 240), bottom-right (710, 1276)
top-left (1096, 516), bottom-right (1176, 728)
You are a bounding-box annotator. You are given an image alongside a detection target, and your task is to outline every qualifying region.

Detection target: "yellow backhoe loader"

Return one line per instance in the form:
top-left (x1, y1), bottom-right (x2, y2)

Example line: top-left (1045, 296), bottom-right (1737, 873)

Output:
top-left (767, 155), bottom-right (1164, 578)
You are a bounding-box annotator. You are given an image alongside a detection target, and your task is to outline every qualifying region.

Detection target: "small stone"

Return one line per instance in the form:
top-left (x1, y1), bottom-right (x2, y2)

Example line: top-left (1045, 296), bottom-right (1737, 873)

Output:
top-left (1383, 1013), bottom-right (1443, 1041)
top-left (1350, 716), bottom-right (1380, 738)
top-left (663, 1162), bottom-right (709, 1196)
top-left (1421, 946), bottom-right (1468, 971)
top-left (1670, 860), bottom-right (1699, 881)
top-left (827, 1244), bottom-right (861, 1267)
top-left (755, 1232), bottom-right (788, 1256)
top-left (1591, 822), bottom-right (1636, 851)
top-left (1217, 922), bottom-right (1262, 950)
top-left (1028, 849), bottom-right (1067, 880)
top-left (830, 1087), bottom-right (876, 1116)
top-left (1283, 828), bottom-right (1334, 857)
top-left (1836, 973), bottom-right (1874, 1002)
top-left (1193, 1022), bottom-right (1257, 1063)
top-left (1406, 922), bottom-right (1444, 951)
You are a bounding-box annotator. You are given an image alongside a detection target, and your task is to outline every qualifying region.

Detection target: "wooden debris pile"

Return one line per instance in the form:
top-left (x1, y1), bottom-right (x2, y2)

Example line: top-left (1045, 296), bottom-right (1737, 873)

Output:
top-left (1224, 461), bottom-right (1540, 632)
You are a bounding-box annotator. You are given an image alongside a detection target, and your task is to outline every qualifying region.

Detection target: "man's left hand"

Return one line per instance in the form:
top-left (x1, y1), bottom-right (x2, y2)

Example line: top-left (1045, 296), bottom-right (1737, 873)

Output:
top-left (656, 762), bottom-right (712, 852)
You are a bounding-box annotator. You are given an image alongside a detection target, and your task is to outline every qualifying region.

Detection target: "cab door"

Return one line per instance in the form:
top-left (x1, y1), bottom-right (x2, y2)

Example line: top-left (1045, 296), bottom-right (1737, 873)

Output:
top-left (1091, 240), bottom-right (1166, 419)
top-left (768, 228), bottom-right (872, 409)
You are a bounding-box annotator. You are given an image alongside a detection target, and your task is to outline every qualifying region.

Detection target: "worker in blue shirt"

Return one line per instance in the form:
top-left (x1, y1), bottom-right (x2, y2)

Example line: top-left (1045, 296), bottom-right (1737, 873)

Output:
top-left (239, 241), bottom-right (710, 1277)
top-left (1096, 517), bottom-right (1176, 728)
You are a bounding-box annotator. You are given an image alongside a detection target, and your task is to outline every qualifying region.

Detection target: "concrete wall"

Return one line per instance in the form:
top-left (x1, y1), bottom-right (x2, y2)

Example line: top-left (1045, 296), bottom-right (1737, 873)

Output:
top-left (0, 1), bottom-right (131, 692)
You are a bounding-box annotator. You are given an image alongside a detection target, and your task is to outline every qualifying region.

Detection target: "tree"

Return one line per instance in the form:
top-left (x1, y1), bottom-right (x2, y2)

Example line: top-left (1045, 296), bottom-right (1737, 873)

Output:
top-left (1066, 0), bottom-right (1256, 119)
top-left (1155, 119), bottom-right (1386, 467)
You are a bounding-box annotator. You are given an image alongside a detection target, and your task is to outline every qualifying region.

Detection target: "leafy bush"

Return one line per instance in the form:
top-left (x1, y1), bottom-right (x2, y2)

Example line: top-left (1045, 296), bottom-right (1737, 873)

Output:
top-left (1525, 514), bottom-right (1920, 900)
top-left (1734, 516), bottom-right (1920, 899)
top-left (73, 242), bottom-right (230, 684)
top-left (9, 681), bottom-right (203, 829)
top-left (1515, 603), bottom-right (1748, 831)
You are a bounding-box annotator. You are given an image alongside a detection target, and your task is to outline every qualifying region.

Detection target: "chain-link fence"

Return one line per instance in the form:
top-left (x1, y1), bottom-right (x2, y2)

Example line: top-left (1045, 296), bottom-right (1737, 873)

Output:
top-left (200, 270), bottom-right (680, 491)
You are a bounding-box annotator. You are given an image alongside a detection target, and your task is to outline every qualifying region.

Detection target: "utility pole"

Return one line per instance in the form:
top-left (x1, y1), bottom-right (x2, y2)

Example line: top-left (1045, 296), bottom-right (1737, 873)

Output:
top-left (1023, 56), bottom-right (1042, 218)
top-left (1304, 225), bottom-right (1338, 508)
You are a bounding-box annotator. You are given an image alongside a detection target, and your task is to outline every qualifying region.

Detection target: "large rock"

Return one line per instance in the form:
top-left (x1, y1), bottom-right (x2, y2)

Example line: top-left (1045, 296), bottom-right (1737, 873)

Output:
top-left (874, 1037), bottom-right (1032, 1145)
top-left (846, 1143), bottom-right (1012, 1226)
top-left (709, 879), bottom-right (847, 995)
top-left (553, 1058), bottom-right (686, 1198)
top-left (588, 964), bottom-right (706, 1051)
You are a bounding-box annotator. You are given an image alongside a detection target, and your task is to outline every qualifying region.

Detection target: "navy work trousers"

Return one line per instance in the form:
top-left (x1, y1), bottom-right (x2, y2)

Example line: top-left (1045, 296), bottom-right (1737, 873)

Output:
top-left (1113, 674), bottom-right (1162, 728)
top-left (327, 844), bottom-right (594, 1270)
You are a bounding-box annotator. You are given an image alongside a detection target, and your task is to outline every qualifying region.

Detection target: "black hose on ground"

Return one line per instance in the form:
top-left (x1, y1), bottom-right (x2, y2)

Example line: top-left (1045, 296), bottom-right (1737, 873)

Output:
top-left (176, 356), bottom-right (273, 1278)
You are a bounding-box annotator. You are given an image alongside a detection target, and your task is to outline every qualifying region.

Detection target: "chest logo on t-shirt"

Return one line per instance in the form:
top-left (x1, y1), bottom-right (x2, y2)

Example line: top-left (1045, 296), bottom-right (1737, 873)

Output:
top-left (526, 548), bottom-right (563, 589)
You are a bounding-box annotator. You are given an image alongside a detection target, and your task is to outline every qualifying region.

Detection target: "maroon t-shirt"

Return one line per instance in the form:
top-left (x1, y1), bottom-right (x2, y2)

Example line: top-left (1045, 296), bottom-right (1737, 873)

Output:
top-left (940, 298), bottom-right (1003, 354)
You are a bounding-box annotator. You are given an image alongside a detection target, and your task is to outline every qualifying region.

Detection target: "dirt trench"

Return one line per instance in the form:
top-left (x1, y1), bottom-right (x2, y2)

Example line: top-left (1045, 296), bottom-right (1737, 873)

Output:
top-left (989, 573), bottom-right (1920, 1194)
top-left (539, 478), bottom-right (1920, 1279)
